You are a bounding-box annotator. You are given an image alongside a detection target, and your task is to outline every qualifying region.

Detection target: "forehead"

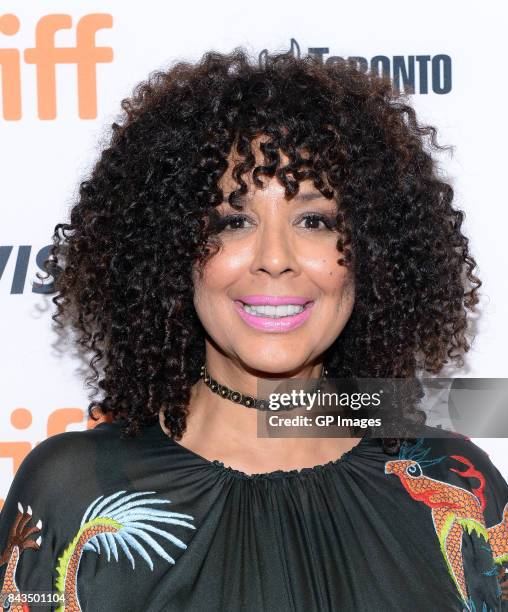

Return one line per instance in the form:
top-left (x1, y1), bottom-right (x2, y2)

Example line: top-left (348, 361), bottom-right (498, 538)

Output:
top-left (219, 134), bottom-right (318, 197)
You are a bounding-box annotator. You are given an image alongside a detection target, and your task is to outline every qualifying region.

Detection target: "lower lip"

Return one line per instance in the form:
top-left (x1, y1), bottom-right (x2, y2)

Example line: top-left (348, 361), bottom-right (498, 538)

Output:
top-left (233, 301), bottom-right (315, 332)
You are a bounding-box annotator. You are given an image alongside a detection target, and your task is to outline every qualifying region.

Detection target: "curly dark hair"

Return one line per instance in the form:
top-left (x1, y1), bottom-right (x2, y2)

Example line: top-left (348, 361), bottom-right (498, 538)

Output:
top-left (39, 46), bottom-right (481, 457)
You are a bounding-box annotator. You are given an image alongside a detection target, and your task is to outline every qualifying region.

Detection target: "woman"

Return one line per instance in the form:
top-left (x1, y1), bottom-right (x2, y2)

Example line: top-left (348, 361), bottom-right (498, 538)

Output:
top-left (0, 48), bottom-right (507, 611)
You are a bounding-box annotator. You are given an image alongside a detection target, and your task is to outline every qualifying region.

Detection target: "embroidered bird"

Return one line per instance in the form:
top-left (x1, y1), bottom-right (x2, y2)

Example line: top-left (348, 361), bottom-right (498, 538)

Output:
top-left (385, 438), bottom-right (508, 610)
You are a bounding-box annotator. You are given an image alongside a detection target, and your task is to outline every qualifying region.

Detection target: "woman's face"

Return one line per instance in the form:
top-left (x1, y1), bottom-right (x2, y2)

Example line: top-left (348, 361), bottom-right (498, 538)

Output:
top-left (192, 138), bottom-right (355, 376)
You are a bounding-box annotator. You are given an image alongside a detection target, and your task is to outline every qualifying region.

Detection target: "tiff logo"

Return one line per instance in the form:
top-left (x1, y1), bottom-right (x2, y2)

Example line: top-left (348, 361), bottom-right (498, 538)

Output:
top-left (0, 13), bottom-right (113, 120)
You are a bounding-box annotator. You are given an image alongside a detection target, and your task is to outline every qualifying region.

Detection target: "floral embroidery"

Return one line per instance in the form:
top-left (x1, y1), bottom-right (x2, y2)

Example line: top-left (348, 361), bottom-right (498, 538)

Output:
top-left (385, 438), bottom-right (508, 611)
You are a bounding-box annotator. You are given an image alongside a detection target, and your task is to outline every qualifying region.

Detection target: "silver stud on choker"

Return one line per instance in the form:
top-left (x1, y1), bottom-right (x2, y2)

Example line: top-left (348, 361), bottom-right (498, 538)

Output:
top-left (199, 363), bottom-right (329, 412)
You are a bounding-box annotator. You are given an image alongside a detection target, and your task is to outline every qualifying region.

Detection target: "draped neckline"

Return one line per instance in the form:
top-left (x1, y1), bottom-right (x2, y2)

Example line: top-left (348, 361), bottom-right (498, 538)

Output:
top-left (147, 418), bottom-right (376, 481)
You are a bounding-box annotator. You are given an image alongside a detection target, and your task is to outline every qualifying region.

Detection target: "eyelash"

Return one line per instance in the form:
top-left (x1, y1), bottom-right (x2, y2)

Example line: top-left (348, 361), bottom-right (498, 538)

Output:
top-left (216, 213), bottom-right (337, 233)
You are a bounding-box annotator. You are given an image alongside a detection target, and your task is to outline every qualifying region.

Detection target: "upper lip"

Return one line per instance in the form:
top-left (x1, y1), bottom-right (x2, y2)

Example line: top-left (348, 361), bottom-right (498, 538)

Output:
top-left (236, 295), bottom-right (313, 306)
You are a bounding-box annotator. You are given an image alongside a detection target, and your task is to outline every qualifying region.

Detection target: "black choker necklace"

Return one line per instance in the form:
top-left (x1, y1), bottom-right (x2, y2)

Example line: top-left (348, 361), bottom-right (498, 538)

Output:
top-left (199, 363), bottom-right (329, 412)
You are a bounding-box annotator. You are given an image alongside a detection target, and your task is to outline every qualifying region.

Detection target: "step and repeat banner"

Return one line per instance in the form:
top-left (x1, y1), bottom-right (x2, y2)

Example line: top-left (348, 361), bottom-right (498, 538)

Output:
top-left (1, 1), bottom-right (507, 510)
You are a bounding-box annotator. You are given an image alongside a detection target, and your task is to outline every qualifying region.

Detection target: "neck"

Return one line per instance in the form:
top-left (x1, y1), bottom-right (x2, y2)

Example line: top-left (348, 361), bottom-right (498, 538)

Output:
top-left (158, 357), bottom-right (362, 475)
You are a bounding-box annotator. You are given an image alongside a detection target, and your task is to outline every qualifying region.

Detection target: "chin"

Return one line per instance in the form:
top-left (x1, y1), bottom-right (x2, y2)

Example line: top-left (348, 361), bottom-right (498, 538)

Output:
top-left (236, 356), bottom-right (312, 378)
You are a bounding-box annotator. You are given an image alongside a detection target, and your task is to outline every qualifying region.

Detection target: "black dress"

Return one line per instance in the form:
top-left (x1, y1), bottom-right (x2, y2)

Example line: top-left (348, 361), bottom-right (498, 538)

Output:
top-left (0, 418), bottom-right (507, 611)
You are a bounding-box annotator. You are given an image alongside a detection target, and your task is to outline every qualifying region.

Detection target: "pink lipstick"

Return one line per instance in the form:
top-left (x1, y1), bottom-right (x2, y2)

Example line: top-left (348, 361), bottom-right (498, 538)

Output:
top-left (233, 295), bottom-right (315, 332)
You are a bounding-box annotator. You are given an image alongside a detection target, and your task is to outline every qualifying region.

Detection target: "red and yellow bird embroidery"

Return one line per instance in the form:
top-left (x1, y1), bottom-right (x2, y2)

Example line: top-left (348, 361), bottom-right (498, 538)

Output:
top-left (385, 438), bottom-right (508, 609)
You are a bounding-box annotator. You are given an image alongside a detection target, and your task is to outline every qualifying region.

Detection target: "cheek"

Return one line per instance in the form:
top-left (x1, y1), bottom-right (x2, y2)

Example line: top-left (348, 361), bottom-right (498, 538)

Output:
top-left (313, 259), bottom-right (355, 313)
top-left (308, 252), bottom-right (352, 290)
top-left (192, 250), bottom-right (240, 308)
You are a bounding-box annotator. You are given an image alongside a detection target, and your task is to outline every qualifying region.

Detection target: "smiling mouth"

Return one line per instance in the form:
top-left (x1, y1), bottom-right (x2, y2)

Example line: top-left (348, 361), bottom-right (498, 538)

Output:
top-left (235, 301), bottom-right (314, 318)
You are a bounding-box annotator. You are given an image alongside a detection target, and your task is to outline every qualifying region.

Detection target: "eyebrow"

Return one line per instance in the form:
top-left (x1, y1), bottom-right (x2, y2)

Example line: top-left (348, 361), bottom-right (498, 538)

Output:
top-left (222, 191), bottom-right (328, 204)
top-left (294, 192), bottom-right (326, 201)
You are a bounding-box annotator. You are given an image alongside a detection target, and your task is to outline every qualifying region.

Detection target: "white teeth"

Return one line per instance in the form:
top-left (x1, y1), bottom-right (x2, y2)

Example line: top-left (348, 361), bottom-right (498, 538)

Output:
top-left (242, 304), bottom-right (306, 317)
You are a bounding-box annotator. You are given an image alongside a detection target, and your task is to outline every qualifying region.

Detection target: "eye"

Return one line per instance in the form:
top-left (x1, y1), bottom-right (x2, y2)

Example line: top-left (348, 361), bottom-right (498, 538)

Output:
top-left (406, 463), bottom-right (422, 477)
top-left (297, 213), bottom-right (337, 231)
top-left (216, 214), bottom-right (253, 232)
top-left (216, 212), bottom-right (337, 233)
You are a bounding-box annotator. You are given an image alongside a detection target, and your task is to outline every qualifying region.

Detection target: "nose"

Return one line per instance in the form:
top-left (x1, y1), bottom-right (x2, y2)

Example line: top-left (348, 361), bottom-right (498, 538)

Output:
top-left (249, 216), bottom-right (298, 277)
